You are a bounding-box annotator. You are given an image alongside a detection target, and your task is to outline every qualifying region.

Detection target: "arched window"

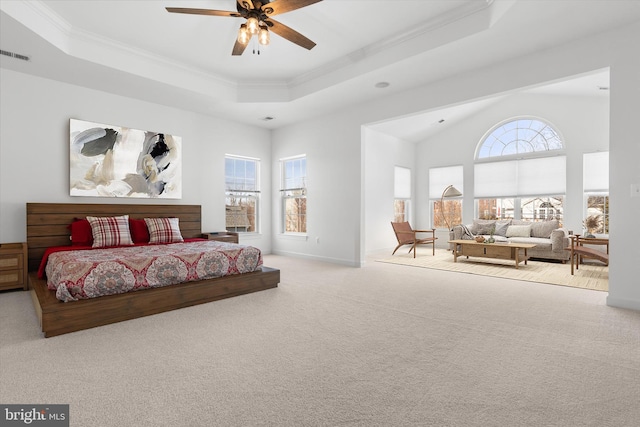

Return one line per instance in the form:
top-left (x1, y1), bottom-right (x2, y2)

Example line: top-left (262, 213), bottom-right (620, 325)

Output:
top-left (474, 118), bottom-right (566, 223)
top-left (477, 118), bottom-right (563, 159)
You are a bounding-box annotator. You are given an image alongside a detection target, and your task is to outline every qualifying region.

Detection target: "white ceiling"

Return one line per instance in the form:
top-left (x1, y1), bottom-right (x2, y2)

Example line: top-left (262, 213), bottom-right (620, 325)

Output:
top-left (1, 0), bottom-right (638, 138)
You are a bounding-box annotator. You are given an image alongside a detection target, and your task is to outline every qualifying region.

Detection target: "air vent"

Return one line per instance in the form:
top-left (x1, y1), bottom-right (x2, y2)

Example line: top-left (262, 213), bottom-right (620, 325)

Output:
top-left (0, 49), bottom-right (30, 62)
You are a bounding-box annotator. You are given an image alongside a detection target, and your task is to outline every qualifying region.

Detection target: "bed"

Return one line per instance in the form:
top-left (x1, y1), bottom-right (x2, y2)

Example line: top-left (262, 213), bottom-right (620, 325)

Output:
top-left (27, 203), bottom-right (279, 337)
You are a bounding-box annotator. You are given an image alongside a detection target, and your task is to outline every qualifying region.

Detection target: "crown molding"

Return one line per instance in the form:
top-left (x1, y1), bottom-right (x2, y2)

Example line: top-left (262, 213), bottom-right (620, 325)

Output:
top-left (1, 0), bottom-right (500, 103)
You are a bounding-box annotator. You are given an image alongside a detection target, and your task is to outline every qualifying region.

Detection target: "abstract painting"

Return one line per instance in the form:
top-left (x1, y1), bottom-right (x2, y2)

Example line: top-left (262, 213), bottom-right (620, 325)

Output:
top-left (70, 119), bottom-right (182, 198)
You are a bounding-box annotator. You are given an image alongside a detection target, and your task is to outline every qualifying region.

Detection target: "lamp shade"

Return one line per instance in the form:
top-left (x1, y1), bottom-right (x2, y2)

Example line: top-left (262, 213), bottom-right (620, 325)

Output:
top-left (258, 26), bottom-right (270, 45)
top-left (247, 16), bottom-right (259, 35)
top-left (237, 24), bottom-right (250, 45)
top-left (442, 185), bottom-right (462, 198)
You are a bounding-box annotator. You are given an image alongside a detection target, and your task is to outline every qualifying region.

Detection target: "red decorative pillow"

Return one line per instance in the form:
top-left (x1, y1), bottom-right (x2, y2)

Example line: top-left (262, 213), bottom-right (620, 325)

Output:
top-left (87, 215), bottom-right (134, 248)
top-left (129, 218), bottom-right (150, 243)
top-left (67, 218), bottom-right (93, 246)
top-left (144, 217), bottom-right (184, 244)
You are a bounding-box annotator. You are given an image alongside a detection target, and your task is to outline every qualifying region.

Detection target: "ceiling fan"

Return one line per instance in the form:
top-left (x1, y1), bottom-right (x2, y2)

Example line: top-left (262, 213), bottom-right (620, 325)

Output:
top-left (166, 0), bottom-right (322, 55)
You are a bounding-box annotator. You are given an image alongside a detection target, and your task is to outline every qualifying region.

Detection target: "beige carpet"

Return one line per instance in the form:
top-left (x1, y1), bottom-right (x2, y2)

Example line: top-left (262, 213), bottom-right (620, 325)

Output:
top-left (378, 248), bottom-right (608, 292)
top-left (2, 254), bottom-right (639, 426)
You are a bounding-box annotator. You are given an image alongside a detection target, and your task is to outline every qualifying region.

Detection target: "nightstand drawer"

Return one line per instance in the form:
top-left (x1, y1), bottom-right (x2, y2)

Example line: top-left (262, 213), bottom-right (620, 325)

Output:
top-left (0, 269), bottom-right (23, 290)
top-left (0, 253), bottom-right (23, 271)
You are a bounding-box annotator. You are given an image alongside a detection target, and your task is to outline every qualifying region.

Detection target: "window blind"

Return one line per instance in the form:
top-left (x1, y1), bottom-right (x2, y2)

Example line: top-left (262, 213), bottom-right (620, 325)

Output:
top-left (394, 166), bottom-right (411, 199)
top-left (583, 151), bottom-right (609, 192)
top-left (429, 165), bottom-right (463, 199)
top-left (474, 156), bottom-right (566, 198)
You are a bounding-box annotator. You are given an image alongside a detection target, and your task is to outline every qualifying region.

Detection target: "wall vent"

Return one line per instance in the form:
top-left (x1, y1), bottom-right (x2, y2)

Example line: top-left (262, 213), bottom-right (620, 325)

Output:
top-left (0, 49), bottom-right (30, 62)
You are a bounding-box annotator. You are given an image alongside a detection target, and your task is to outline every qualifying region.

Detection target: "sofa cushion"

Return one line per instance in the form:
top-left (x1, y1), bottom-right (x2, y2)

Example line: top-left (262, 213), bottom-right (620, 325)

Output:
top-left (494, 220), bottom-right (511, 237)
top-left (472, 219), bottom-right (496, 235)
top-left (506, 224), bottom-right (531, 237)
top-left (530, 220), bottom-right (559, 238)
top-left (508, 236), bottom-right (551, 248)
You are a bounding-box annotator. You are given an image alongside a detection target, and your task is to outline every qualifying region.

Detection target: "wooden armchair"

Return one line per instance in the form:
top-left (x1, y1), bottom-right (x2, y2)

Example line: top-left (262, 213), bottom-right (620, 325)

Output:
top-left (391, 221), bottom-right (437, 258)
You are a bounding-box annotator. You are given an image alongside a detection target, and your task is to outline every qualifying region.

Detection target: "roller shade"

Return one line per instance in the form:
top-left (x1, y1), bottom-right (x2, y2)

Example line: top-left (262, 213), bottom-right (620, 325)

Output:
top-left (394, 166), bottom-right (411, 199)
top-left (583, 152), bottom-right (609, 192)
top-left (475, 156), bottom-right (566, 197)
top-left (429, 165), bottom-right (463, 199)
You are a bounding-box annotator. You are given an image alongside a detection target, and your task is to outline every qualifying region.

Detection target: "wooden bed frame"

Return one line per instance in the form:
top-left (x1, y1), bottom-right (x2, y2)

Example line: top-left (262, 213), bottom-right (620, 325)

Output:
top-left (26, 202), bottom-right (279, 337)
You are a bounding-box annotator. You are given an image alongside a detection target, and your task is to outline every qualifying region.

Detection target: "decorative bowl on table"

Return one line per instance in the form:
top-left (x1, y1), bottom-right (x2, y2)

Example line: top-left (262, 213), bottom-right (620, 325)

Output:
top-left (475, 236), bottom-right (485, 243)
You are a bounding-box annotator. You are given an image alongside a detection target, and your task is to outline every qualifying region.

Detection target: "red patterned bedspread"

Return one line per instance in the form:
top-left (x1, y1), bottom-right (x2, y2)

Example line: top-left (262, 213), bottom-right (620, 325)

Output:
top-left (45, 241), bottom-right (263, 302)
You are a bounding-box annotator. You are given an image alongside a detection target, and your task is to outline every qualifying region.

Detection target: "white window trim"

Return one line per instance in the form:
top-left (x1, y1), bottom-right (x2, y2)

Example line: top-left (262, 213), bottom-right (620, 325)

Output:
top-left (225, 154), bottom-right (261, 234)
top-left (280, 155), bottom-right (307, 235)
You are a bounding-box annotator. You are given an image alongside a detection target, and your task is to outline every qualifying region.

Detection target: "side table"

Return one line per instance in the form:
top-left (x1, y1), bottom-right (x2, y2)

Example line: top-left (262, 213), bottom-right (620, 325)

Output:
top-left (0, 242), bottom-right (28, 291)
top-left (201, 232), bottom-right (239, 243)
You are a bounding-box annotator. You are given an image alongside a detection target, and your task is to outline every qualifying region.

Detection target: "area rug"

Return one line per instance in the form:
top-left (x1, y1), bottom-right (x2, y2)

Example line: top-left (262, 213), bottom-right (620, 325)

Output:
top-left (377, 249), bottom-right (608, 292)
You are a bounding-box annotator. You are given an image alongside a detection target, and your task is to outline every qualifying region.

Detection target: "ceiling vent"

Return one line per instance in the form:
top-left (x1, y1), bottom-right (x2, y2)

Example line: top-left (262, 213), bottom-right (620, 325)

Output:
top-left (0, 49), bottom-right (30, 62)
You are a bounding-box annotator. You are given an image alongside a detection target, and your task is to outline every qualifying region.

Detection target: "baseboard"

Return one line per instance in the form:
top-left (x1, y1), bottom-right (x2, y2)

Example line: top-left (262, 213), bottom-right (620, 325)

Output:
top-left (606, 295), bottom-right (640, 312)
top-left (271, 250), bottom-right (362, 267)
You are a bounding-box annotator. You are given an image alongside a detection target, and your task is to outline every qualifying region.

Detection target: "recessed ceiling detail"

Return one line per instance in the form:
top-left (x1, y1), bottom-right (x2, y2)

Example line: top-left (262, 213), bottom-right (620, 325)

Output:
top-left (0, 0), bottom-right (498, 105)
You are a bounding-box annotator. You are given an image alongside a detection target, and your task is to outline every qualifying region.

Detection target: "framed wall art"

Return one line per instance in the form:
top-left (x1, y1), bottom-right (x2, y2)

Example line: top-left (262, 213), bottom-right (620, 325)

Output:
top-left (69, 119), bottom-right (182, 199)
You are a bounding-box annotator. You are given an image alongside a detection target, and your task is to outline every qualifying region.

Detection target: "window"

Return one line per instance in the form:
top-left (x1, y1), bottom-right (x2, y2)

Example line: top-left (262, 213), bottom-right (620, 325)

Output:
top-left (583, 152), bottom-right (609, 234)
top-left (477, 198), bottom-right (514, 220)
top-left (281, 156), bottom-right (307, 233)
top-left (521, 196), bottom-right (563, 222)
top-left (475, 118), bottom-right (565, 223)
top-left (429, 165), bottom-right (463, 229)
top-left (225, 155), bottom-right (259, 233)
top-left (394, 166), bottom-right (411, 222)
top-left (477, 118), bottom-right (563, 159)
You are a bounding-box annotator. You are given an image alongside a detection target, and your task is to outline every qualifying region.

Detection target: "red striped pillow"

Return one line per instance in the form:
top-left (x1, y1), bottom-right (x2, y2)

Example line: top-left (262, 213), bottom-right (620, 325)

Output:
top-left (87, 215), bottom-right (134, 248)
top-left (144, 217), bottom-right (184, 244)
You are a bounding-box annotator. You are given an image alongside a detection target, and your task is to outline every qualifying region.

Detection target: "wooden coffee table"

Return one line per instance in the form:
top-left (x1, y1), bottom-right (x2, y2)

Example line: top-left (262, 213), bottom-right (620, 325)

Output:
top-left (448, 240), bottom-right (537, 269)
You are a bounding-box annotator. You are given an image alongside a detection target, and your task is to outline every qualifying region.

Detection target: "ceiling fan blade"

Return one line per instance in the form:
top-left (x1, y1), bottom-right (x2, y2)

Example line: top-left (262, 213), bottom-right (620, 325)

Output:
top-left (165, 7), bottom-right (241, 17)
top-left (268, 19), bottom-right (316, 50)
top-left (232, 39), bottom-right (250, 56)
top-left (236, 1), bottom-right (257, 10)
top-left (262, 0), bottom-right (323, 17)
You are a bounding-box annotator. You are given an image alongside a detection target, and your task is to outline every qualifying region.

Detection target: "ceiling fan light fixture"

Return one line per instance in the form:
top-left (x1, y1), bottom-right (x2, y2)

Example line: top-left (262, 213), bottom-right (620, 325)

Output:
top-left (237, 24), bottom-right (250, 45)
top-left (258, 26), bottom-right (270, 46)
top-left (246, 16), bottom-right (260, 35)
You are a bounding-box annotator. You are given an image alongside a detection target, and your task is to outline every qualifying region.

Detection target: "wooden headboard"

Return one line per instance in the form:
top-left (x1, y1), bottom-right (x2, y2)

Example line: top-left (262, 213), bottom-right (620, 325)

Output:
top-left (26, 203), bottom-right (202, 272)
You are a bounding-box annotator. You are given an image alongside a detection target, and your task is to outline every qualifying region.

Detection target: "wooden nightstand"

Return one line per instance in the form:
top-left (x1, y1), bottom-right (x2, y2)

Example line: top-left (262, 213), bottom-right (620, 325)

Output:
top-left (201, 232), bottom-right (239, 243)
top-left (0, 242), bottom-right (28, 291)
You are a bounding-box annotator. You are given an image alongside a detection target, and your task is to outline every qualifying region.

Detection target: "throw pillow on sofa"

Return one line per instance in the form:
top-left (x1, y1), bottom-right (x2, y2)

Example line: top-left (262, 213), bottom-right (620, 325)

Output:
top-left (530, 219), bottom-right (559, 238)
top-left (472, 219), bottom-right (496, 235)
top-left (494, 220), bottom-right (511, 237)
top-left (505, 224), bottom-right (532, 238)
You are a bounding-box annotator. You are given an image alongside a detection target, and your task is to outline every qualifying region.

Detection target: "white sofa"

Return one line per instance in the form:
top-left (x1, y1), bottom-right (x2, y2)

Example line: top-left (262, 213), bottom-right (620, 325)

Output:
top-left (451, 219), bottom-right (571, 262)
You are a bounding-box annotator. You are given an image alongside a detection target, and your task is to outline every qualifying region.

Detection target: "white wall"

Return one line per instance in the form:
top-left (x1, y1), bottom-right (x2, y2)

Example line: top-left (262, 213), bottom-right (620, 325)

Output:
top-left (607, 34), bottom-right (640, 311)
top-left (271, 112), bottom-right (364, 266)
top-left (0, 69), bottom-right (273, 252)
top-left (363, 127), bottom-right (416, 253)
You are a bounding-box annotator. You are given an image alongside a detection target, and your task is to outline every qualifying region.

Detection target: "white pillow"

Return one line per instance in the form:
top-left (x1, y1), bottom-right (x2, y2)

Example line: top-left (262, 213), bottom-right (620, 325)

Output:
top-left (506, 224), bottom-right (531, 238)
